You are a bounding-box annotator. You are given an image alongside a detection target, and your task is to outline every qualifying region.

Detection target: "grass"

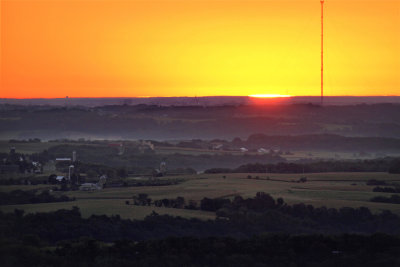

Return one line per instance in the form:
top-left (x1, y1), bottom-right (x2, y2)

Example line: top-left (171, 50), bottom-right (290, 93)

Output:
top-left (2, 172), bottom-right (400, 219)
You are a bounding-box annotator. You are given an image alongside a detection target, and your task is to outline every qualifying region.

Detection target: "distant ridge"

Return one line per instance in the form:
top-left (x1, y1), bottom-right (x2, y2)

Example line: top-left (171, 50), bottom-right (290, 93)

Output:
top-left (1, 96), bottom-right (400, 107)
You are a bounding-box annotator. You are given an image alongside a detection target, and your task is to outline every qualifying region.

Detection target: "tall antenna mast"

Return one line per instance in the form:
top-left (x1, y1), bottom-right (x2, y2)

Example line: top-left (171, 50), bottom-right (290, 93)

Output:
top-left (320, 0), bottom-right (324, 105)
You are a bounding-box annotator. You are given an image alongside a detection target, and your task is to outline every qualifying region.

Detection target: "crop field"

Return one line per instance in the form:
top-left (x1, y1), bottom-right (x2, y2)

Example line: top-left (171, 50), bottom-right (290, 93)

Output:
top-left (1, 172), bottom-right (400, 219)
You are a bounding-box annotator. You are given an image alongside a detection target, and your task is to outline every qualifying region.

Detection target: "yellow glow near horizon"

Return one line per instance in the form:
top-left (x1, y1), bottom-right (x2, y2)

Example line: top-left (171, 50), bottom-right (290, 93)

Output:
top-left (249, 94), bottom-right (292, 98)
top-left (1, 0), bottom-right (399, 98)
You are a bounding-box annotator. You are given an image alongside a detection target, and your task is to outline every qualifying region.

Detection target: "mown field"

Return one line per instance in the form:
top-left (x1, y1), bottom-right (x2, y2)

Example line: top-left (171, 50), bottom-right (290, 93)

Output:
top-left (1, 172), bottom-right (400, 220)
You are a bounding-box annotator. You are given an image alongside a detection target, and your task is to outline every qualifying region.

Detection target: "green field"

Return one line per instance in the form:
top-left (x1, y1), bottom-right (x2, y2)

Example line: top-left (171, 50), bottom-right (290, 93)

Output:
top-left (2, 172), bottom-right (400, 219)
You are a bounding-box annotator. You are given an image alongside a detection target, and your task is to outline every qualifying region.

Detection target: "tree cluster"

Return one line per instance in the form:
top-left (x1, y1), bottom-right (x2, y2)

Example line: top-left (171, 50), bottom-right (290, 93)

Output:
top-left (205, 158), bottom-right (400, 174)
top-left (2, 234), bottom-right (400, 267)
top-left (373, 186), bottom-right (400, 193)
top-left (1, 198), bottom-right (400, 249)
top-left (0, 190), bottom-right (74, 205)
top-left (371, 195), bottom-right (400, 204)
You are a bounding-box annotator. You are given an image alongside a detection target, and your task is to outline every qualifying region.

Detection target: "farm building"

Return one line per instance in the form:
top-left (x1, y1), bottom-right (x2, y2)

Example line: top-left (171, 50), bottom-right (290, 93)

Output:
top-left (258, 148), bottom-right (268, 154)
top-left (79, 183), bottom-right (100, 191)
top-left (56, 176), bottom-right (66, 182)
top-left (79, 175), bottom-right (107, 191)
top-left (56, 158), bottom-right (71, 162)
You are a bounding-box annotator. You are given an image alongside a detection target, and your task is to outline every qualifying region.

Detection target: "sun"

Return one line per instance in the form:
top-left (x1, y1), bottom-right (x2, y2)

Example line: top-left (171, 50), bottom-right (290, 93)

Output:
top-left (249, 94), bottom-right (291, 98)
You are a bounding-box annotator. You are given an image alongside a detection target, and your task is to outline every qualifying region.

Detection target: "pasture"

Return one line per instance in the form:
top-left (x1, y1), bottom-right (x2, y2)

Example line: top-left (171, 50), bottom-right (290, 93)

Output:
top-left (1, 172), bottom-right (400, 220)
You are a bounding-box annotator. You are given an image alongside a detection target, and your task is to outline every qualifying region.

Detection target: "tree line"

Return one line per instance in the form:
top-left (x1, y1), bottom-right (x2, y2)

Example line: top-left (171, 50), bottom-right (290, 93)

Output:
top-left (205, 158), bottom-right (400, 174)
top-left (371, 195), bottom-right (400, 204)
top-left (373, 186), bottom-right (400, 193)
top-left (0, 190), bottom-right (74, 205)
top-left (3, 194), bottom-right (400, 247)
top-left (1, 234), bottom-right (400, 267)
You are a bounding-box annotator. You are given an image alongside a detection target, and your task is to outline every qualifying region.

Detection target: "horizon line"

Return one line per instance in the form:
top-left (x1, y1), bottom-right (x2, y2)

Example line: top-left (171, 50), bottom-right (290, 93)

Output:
top-left (1, 95), bottom-right (400, 100)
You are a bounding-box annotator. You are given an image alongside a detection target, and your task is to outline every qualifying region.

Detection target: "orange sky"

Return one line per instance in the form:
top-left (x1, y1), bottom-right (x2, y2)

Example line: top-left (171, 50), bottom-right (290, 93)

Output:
top-left (1, 0), bottom-right (399, 98)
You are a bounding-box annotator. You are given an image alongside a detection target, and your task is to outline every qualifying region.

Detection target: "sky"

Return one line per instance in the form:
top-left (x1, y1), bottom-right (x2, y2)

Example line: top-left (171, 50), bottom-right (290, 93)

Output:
top-left (1, 0), bottom-right (399, 98)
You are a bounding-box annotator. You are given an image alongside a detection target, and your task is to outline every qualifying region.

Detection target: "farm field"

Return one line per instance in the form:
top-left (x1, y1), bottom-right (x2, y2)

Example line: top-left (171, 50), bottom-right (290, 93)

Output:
top-left (150, 146), bottom-right (400, 160)
top-left (3, 140), bottom-right (399, 160)
top-left (2, 172), bottom-right (400, 219)
top-left (0, 140), bottom-right (72, 154)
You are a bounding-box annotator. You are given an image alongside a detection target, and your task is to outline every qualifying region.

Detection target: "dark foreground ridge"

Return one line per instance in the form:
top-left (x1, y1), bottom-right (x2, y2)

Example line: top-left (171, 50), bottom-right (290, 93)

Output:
top-left (2, 194), bottom-right (400, 266)
top-left (2, 234), bottom-right (400, 267)
top-left (2, 194), bottom-right (400, 244)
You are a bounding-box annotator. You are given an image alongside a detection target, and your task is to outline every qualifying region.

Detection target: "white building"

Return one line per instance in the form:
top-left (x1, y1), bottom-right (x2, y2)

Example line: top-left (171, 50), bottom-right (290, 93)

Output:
top-left (79, 183), bottom-right (100, 191)
top-left (56, 176), bottom-right (65, 182)
top-left (56, 158), bottom-right (71, 161)
top-left (79, 175), bottom-right (107, 191)
top-left (258, 148), bottom-right (268, 154)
